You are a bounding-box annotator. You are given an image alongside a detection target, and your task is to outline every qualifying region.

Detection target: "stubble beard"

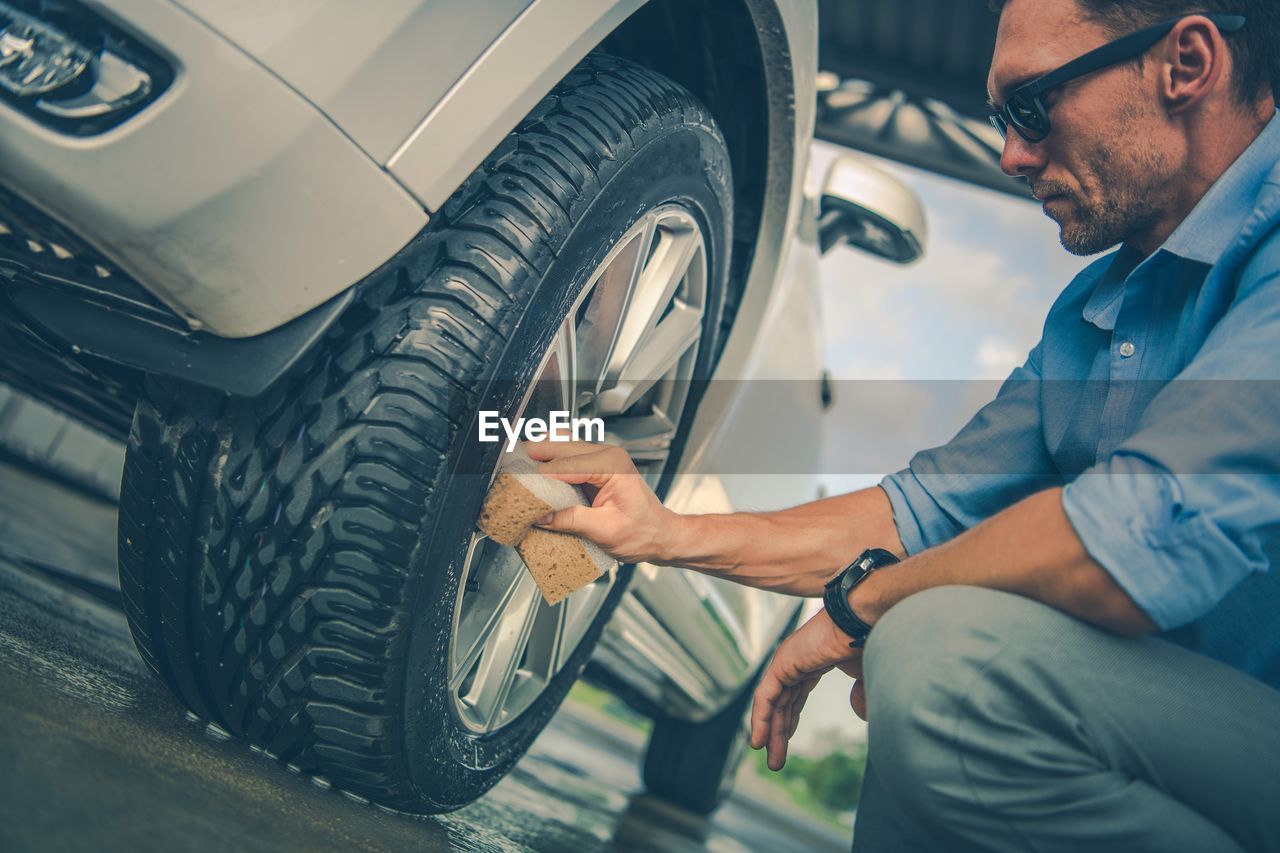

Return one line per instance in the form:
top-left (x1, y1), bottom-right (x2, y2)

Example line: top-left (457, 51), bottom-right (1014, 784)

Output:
top-left (1036, 135), bottom-right (1170, 257)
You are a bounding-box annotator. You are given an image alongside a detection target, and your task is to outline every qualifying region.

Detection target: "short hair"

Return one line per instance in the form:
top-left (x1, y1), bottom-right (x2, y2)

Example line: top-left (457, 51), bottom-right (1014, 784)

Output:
top-left (989, 0), bottom-right (1277, 104)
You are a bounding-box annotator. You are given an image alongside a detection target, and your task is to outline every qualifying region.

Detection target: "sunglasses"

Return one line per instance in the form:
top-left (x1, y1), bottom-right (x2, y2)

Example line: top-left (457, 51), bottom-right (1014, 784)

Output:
top-left (989, 13), bottom-right (1246, 143)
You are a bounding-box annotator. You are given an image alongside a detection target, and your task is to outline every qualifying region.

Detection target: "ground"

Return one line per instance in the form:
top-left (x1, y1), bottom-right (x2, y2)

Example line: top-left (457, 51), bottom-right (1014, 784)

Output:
top-left (0, 458), bottom-right (850, 852)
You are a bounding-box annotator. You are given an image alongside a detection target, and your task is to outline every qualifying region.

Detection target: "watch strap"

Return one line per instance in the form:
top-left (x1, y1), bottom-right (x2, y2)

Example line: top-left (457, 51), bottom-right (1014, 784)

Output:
top-left (823, 548), bottom-right (899, 647)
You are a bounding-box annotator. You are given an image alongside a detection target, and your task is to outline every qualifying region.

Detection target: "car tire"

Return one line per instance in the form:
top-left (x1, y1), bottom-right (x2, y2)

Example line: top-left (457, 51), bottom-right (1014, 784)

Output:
top-left (117, 53), bottom-right (732, 814)
top-left (642, 607), bottom-right (802, 815)
top-left (642, 676), bottom-right (755, 815)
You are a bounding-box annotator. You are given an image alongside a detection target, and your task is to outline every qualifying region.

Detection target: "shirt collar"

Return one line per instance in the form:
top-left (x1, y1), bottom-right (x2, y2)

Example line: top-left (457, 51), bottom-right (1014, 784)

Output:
top-left (1082, 111), bottom-right (1280, 329)
top-left (1161, 111), bottom-right (1280, 264)
top-left (1081, 245), bottom-right (1141, 330)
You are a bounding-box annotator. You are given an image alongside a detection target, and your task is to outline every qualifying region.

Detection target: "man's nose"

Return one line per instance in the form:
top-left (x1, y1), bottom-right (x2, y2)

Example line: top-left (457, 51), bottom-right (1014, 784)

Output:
top-left (999, 132), bottom-right (1048, 178)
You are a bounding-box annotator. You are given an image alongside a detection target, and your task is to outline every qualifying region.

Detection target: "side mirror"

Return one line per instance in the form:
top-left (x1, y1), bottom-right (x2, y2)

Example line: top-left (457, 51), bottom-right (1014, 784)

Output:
top-left (818, 155), bottom-right (927, 264)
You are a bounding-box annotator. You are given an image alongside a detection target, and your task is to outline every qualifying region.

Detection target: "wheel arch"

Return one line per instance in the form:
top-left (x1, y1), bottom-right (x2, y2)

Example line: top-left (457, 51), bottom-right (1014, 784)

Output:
top-left (385, 0), bottom-right (807, 356)
top-left (601, 0), bottom-right (797, 353)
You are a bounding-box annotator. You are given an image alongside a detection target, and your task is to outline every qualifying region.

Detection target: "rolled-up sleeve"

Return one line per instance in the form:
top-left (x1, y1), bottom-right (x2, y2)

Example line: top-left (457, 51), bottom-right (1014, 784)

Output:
top-left (1062, 267), bottom-right (1280, 629)
top-left (881, 340), bottom-right (1062, 555)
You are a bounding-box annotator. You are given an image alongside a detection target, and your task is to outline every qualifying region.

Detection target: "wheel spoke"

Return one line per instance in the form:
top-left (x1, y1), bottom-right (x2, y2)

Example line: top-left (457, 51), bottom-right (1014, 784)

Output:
top-left (450, 536), bottom-right (526, 692)
top-left (547, 599), bottom-right (568, 680)
top-left (603, 408), bottom-right (676, 464)
top-left (520, 316), bottom-right (578, 426)
top-left (597, 301), bottom-right (702, 416)
top-left (466, 571), bottom-right (540, 729)
top-left (575, 218), bottom-right (655, 391)
top-left (558, 581), bottom-right (610, 670)
top-left (604, 221), bottom-right (700, 381)
top-left (523, 596), bottom-right (568, 684)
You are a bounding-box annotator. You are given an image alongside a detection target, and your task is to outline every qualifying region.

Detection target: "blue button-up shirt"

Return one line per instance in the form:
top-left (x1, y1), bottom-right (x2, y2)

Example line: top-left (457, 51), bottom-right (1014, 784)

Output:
top-left (882, 114), bottom-right (1280, 691)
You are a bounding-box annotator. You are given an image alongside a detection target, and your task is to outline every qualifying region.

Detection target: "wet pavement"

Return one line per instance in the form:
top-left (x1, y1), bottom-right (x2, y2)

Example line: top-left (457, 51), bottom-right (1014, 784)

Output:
top-left (0, 459), bottom-right (850, 852)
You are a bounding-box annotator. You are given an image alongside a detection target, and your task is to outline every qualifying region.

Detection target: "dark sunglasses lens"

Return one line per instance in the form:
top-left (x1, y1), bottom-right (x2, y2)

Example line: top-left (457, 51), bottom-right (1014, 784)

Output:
top-left (1008, 95), bottom-right (1048, 141)
top-left (990, 113), bottom-right (1008, 139)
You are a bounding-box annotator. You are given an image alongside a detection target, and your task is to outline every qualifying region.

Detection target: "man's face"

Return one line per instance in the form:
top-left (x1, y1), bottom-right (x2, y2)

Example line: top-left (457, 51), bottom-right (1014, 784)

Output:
top-left (988, 0), bottom-right (1177, 255)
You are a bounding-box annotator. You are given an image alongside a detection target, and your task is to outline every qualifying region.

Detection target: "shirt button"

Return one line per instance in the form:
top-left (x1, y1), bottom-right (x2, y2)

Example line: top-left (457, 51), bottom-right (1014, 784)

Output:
top-left (1119, 341), bottom-right (1136, 358)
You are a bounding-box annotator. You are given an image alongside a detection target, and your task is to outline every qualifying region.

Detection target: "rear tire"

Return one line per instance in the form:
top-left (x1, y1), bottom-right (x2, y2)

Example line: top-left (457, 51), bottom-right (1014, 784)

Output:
top-left (642, 607), bottom-right (802, 815)
top-left (642, 675), bottom-right (756, 815)
top-left (117, 54), bottom-right (733, 813)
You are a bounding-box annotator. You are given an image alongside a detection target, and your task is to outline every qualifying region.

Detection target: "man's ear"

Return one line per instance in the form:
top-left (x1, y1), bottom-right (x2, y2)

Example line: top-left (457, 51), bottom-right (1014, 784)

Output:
top-left (1160, 15), bottom-right (1227, 113)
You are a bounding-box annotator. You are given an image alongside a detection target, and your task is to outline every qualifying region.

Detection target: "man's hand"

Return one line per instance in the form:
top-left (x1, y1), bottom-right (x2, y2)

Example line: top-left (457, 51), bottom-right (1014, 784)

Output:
top-left (751, 609), bottom-right (866, 771)
top-left (526, 441), bottom-right (680, 565)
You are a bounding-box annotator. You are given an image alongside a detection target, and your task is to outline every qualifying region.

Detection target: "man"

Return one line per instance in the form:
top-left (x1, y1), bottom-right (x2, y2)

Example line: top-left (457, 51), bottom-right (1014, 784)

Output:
top-left (532, 0), bottom-right (1280, 849)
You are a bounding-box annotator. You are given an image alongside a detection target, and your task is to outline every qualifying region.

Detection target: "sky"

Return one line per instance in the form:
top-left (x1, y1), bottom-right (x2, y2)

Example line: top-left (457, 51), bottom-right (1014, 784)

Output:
top-left (786, 140), bottom-right (1090, 754)
top-left (813, 139), bottom-right (1089, 497)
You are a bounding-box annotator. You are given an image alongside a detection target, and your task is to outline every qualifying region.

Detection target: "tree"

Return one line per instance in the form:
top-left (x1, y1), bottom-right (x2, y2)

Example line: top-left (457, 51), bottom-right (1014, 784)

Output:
top-left (805, 747), bottom-right (866, 810)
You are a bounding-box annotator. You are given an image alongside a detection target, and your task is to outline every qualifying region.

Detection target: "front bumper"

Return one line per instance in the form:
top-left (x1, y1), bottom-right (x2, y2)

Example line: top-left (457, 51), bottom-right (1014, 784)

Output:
top-left (0, 0), bottom-right (426, 339)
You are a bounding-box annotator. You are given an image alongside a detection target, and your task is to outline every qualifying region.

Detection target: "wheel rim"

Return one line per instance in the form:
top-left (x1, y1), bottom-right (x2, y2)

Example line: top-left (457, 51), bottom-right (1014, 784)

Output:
top-left (447, 204), bottom-right (709, 733)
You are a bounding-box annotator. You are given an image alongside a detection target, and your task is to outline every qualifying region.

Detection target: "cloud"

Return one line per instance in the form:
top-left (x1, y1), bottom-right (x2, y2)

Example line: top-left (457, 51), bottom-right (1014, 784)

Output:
top-left (975, 336), bottom-right (1024, 378)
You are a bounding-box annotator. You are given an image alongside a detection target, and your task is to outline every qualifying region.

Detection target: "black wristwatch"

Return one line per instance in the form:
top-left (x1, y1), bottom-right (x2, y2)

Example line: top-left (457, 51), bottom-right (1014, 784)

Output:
top-left (823, 548), bottom-right (899, 648)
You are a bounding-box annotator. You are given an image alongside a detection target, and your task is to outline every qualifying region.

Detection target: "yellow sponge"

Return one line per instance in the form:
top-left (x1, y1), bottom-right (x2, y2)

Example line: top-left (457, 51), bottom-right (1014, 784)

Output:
top-left (477, 472), bottom-right (555, 547)
top-left (516, 528), bottom-right (611, 605)
top-left (476, 446), bottom-right (614, 605)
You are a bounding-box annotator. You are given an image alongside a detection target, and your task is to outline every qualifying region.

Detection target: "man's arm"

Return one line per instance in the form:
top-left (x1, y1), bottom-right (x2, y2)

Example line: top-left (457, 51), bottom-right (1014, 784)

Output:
top-left (852, 486), bottom-right (1155, 634)
top-left (527, 442), bottom-right (902, 596)
top-left (530, 442), bottom-right (1151, 633)
top-left (534, 337), bottom-right (1060, 598)
top-left (660, 480), bottom-right (1153, 634)
top-left (657, 486), bottom-right (903, 597)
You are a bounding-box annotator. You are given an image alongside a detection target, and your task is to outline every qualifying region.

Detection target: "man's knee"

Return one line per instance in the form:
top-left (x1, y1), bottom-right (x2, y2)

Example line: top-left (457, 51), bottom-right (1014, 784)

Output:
top-left (864, 585), bottom-right (1029, 705)
top-left (863, 585), bottom-right (1062, 701)
top-left (861, 587), bottom-right (1068, 821)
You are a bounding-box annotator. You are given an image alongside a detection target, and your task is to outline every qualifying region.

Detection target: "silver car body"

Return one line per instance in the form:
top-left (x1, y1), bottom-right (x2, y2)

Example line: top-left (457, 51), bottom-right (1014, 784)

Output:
top-left (0, 0), bottom-right (823, 720)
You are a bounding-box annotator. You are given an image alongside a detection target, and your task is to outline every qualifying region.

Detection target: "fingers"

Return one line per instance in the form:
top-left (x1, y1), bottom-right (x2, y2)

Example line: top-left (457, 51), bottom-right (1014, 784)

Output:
top-left (536, 504), bottom-right (606, 540)
top-left (768, 676), bottom-right (819, 768)
top-left (787, 677), bottom-right (819, 738)
top-left (536, 446), bottom-right (640, 490)
top-left (752, 620), bottom-right (864, 771)
top-left (523, 439), bottom-right (605, 462)
top-left (851, 679), bottom-right (867, 721)
top-left (750, 669), bottom-right (782, 751)
top-left (770, 676), bottom-right (819, 769)
top-left (768, 696), bottom-right (790, 770)
top-left (752, 672), bottom-right (822, 771)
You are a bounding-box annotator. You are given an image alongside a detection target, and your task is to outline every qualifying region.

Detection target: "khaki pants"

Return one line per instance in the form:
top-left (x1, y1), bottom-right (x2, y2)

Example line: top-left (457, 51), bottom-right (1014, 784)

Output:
top-left (851, 586), bottom-right (1280, 852)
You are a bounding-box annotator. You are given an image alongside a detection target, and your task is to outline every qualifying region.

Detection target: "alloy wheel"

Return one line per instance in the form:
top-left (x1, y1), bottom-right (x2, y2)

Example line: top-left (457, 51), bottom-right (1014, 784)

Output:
top-left (448, 204), bottom-right (709, 732)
